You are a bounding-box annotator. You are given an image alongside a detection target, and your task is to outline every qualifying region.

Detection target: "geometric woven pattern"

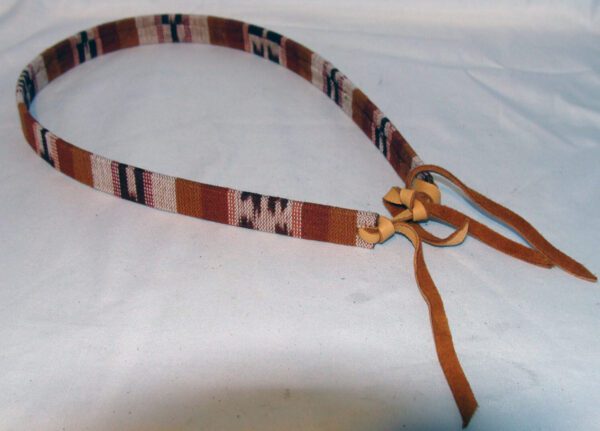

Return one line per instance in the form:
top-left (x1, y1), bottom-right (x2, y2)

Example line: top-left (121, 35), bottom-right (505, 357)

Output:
top-left (16, 14), bottom-right (429, 248)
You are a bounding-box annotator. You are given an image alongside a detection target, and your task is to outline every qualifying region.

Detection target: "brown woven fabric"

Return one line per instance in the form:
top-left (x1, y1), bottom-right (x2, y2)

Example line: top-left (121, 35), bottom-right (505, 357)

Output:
top-left (16, 14), bottom-right (393, 248)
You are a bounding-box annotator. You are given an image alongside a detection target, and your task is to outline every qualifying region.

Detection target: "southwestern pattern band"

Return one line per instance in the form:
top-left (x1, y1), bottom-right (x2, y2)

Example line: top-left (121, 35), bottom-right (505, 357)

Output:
top-left (14, 13), bottom-right (413, 248)
top-left (16, 14), bottom-right (596, 429)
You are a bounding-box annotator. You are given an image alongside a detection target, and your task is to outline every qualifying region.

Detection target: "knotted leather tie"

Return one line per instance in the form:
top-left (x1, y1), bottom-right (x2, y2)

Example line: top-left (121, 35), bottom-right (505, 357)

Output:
top-left (359, 164), bottom-right (596, 427)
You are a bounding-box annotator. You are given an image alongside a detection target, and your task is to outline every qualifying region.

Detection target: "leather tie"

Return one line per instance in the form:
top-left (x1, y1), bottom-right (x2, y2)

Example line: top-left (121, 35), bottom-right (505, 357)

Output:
top-left (358, 164), bottom-right (596, 428)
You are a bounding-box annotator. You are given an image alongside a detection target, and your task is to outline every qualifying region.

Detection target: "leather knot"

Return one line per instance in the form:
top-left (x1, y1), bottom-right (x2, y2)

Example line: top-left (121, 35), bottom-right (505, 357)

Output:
top-left (358, 178), bottom-right (468, 246)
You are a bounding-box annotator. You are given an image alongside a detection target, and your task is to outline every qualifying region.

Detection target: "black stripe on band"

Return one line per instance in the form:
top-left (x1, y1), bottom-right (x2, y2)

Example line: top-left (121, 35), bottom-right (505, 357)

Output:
top-left (133, 167), bottom-right (146, 205)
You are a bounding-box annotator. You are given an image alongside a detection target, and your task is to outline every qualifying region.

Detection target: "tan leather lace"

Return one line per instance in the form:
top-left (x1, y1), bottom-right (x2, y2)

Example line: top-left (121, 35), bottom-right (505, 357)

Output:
top-left (359, 164), bottom-right (596, 427)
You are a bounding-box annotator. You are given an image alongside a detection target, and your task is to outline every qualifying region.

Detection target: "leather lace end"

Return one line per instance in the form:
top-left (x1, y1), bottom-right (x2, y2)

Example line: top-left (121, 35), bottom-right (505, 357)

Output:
top-left (358, 164), bottom-right (595, 428)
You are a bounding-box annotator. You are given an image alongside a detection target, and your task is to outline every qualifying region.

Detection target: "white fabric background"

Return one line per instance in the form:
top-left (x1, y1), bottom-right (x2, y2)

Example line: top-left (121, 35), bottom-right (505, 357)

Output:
top-left (1, 1), bottom-right (598, 430)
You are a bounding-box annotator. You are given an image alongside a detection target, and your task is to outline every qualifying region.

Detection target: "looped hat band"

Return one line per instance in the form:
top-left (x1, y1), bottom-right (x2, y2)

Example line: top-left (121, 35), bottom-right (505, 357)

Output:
top-left (15, 14), bottom-right (596, 428)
